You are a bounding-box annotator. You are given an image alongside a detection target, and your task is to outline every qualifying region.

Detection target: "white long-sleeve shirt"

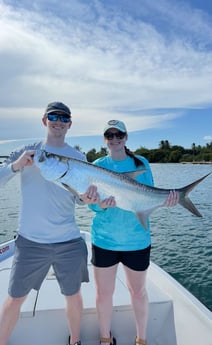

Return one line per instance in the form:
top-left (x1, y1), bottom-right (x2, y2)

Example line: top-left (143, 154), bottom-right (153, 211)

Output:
top-left (0, 142), bottom-right (85, 243)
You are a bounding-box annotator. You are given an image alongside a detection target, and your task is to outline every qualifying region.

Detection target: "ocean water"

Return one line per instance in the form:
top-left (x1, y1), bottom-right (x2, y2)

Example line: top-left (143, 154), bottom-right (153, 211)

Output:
top-left (0, 151), bottom-right (212, 311)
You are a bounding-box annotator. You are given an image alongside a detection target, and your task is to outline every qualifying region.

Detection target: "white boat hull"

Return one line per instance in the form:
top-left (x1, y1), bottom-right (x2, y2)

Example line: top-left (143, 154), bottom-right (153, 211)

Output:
top-left (0, 232), bottom-right (211, 345)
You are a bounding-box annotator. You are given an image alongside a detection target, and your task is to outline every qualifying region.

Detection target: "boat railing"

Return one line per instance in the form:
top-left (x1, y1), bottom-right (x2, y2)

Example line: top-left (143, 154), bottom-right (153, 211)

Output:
top-left (0, 155), bottom-right (9, 164)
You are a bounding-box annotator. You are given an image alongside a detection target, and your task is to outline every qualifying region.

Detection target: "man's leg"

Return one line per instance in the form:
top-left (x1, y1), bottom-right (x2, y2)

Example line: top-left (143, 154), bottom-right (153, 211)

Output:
top-left (0, 295), bottom-right (27, 345)
top-left (65, 291), bottom-right (83, 345)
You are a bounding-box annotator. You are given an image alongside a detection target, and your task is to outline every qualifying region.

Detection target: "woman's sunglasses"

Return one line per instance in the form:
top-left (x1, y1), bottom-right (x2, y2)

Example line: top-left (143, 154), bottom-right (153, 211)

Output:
top-left (104, 131), bottom-right (126, 140)
top-left (47, 113), bottom-right (71, 123)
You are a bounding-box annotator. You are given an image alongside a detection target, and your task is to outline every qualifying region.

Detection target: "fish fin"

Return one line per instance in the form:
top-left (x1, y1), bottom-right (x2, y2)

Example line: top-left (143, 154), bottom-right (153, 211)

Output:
top-left (124, 169), bottom-right (146, 180)
top-left (136, 206), bottom-right (160, 230)
top-left (136, 211), bottom-right (149, 230)
top-left (61, 183), bottom-right (80, 198)
top-left (178, 172), bottom-right (211, 217)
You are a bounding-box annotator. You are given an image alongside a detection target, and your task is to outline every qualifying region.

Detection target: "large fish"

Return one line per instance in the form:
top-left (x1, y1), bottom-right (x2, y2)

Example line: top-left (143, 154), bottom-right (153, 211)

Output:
top-left (34, 150), bottom-right (211, 229)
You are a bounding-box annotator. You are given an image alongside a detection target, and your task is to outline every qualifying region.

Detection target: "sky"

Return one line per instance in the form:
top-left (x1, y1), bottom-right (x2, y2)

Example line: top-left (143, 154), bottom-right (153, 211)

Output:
top-left (0, 0), bottom-right (212, 153)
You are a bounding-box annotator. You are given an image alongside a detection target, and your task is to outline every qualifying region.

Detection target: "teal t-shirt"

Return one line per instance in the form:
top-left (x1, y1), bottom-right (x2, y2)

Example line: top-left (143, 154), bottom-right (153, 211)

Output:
top-left (90, 155), bottom-right (154, 251)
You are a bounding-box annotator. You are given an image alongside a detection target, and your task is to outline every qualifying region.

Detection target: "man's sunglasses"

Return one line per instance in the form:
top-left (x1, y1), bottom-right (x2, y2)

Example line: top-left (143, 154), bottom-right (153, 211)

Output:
top-left (104, 131), bottom-right (126, 140)
top-left (47, 113), bottom-right (71, 123)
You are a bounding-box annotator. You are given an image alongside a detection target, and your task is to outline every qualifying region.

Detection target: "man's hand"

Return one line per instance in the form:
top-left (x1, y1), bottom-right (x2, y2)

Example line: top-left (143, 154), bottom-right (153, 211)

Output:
top-left (80, 185), bottom-right (117, 207)
top-left (12, 150), bottom-right (36, 172)
top-left (79, 185), bottom-right (100, 204)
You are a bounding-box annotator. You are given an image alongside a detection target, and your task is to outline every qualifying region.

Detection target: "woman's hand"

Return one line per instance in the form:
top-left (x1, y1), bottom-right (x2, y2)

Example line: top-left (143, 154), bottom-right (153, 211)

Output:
top-left (100, 196), bottom-right (116, 209)
top-left (163, 190), bottom-right (179, 207)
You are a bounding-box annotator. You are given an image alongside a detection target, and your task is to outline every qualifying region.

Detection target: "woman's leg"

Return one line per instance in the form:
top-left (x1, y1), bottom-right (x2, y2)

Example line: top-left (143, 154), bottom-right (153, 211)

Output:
top-left (93, 264), bottom-right (118, 344)
top-left (124, 266), bottom-right (148, 343)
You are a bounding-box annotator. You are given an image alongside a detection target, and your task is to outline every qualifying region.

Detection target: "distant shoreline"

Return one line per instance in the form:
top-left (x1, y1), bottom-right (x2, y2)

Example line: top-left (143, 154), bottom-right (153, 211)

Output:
top-left (181, 161), bottom-right (212, 165)
top-left (1, 155), bottom-right (212, 166)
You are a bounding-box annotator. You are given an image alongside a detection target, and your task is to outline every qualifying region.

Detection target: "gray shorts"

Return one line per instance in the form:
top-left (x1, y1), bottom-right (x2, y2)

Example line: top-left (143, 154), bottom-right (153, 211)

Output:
top-left (9, 235), bottom-right (89, 298)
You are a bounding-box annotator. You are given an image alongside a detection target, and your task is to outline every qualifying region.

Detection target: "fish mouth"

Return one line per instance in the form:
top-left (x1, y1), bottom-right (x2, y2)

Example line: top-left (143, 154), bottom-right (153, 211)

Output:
top-left (38, 151), bottom-right (67, 163)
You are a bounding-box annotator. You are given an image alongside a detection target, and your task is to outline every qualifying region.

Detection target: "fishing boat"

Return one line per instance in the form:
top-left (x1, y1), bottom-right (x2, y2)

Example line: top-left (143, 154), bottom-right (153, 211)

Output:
top-left (0, 231), bottom-right (211, 345)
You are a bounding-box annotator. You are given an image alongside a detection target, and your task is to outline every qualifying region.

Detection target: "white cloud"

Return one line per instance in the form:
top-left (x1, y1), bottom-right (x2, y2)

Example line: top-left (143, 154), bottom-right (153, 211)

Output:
top-left (69, 109), bottom-right (182, 136)
top-left (204, 135), bottom-right (212, 141)
top-left (0, 0), bottom-right (212, 140)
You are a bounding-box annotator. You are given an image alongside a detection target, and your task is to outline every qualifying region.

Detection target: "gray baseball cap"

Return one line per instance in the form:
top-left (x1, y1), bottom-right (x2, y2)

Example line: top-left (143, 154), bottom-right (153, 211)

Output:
top-left (45, 102), bottom-right (71, 116)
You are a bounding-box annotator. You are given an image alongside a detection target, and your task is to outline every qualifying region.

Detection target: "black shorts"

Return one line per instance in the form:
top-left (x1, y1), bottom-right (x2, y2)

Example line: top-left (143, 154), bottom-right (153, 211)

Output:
top-left (91, 244), bottom-right (151, 271)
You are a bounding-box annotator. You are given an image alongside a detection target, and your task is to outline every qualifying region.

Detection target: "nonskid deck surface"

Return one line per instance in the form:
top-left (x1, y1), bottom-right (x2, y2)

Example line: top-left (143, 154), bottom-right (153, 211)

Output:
top-left (0, 253), bottom-right (176, 345)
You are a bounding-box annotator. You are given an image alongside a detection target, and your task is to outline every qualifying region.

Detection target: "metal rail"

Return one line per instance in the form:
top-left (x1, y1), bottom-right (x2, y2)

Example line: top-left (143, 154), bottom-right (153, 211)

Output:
top-left (0, 155), bottom-right (9, 164)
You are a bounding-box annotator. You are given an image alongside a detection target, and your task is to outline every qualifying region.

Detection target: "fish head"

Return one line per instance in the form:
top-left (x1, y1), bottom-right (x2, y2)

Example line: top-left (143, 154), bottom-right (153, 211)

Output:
top-left (34, 150), bottom-right (69, 181)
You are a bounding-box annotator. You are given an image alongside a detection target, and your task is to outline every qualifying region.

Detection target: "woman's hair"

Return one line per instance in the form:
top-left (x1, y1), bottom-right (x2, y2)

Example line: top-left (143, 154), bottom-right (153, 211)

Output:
top-left (124, 146), bottom-right (143, 167)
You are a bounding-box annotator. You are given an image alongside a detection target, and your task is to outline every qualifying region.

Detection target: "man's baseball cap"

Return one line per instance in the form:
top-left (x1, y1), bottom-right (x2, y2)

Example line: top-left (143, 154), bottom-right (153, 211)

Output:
top-left (45, 102), bottom-right (71, 117)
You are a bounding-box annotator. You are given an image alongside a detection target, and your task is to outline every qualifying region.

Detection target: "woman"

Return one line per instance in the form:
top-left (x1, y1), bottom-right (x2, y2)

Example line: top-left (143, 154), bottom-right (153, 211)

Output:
top-left (89, 120), bottom-right (179, 345)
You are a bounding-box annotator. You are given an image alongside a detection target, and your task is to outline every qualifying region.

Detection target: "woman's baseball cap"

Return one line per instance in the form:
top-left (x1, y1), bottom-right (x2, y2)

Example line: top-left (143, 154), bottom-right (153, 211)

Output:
top-left (104, 120), bottom-right (127, 134)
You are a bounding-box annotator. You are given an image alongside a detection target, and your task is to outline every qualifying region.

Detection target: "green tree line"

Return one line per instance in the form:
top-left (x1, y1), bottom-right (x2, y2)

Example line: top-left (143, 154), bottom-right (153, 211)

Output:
top-left (85, 140), bottom-right (212, 163)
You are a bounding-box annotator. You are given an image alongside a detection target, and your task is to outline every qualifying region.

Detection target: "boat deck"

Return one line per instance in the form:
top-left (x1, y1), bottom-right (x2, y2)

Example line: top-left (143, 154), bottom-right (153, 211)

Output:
top-left (1, 233), bottom-right (211, 345)
top-left (0, 235), bottom-right (176, 345)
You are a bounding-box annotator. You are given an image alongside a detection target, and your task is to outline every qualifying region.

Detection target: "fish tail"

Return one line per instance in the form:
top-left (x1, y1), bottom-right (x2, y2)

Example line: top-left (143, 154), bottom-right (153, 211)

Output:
top-left (178, 173), bottom-right (211, 217)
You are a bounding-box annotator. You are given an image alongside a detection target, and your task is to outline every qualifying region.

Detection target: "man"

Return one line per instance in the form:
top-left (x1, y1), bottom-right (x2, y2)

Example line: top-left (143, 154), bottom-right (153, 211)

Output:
top-left (0, 102), bottom-right (98, 345)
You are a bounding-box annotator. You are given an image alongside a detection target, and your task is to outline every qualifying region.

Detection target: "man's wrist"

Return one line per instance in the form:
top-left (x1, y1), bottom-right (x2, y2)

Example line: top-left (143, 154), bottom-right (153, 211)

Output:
top-left (11, 163), bottom-right (23, 173)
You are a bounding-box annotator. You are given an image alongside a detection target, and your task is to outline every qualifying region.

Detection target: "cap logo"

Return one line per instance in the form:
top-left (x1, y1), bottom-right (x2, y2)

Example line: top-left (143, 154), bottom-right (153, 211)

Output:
top-left (108, 120), bottom-right (119, 125)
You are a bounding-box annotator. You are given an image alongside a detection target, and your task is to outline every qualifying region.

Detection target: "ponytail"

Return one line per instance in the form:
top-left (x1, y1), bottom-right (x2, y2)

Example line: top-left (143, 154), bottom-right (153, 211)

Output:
top-left (124, 146), bottom-right (143, 167)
